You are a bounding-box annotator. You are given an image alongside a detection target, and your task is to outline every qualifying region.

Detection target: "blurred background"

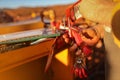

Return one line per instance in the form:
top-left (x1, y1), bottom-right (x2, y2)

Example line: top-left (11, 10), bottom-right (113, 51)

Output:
top-left (0, 0), bottom-right (77, 23)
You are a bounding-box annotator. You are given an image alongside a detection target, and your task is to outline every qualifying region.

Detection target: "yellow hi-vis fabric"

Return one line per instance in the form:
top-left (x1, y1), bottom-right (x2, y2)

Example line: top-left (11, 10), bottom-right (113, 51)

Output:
top-left (113, 35), bottom-right (120, 48)
top-left (112, 2), bottom-right (120, 48)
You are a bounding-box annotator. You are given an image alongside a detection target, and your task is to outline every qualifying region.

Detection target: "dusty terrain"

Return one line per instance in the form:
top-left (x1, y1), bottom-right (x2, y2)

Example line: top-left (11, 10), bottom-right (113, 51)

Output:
top-left (2, 4), bottom-right (71, 22)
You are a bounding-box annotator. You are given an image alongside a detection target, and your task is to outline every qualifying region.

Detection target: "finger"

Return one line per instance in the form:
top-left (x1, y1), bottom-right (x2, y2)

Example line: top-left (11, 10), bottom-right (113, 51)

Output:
top-left (75, 49), bottom-right (82, 56)
top-left (69, 43), bottom-right (78, 53)
top-left (62, 34), bottom-right (70, 43)
top-left (96, 40), bottom-right (103, 48)
top-left (64, 38), bottom-right (70, 43)
top-left (62, 33), bottom-right (69, 39)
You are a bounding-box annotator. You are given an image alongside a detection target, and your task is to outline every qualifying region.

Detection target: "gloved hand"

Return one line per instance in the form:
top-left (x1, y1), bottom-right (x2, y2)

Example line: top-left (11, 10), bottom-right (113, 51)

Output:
top-left (62, 25), bottom-right (103, 54)
top-left (78, 0), bottom-right (116, 26)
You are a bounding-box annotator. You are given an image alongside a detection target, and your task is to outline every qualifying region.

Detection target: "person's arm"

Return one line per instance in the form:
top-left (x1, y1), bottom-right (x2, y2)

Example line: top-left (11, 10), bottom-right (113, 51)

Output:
top-left (78, 0), bottom-right (120, 47)
top-left (77, 1), bottom-right (120, 80)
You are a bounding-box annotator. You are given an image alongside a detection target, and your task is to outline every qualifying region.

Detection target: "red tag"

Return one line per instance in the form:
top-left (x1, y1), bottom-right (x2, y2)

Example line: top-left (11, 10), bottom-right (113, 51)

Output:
top-left (71, 29), bottom-right (83, 46)
top-left (82, 46), bottom-right (92, 56)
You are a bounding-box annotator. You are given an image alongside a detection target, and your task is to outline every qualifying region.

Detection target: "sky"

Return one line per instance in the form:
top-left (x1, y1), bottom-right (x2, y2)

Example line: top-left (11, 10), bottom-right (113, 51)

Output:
top-left (0, 0), bottom-right (77, 8)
